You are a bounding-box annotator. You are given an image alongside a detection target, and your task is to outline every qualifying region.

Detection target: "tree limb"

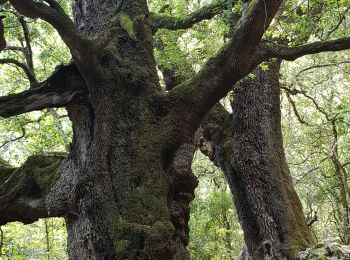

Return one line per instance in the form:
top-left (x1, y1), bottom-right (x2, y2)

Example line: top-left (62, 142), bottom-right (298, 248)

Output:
top-left (326, 5), bottom-right (350, 38)
top-left (0, 155), bottom-right (67, 225)
top-left (0, 125), bottom-right (26, 148)
top-left (0, 58), bottom-right (37, 87)
top-left (167, 0), bottom-right (282, 127)
top-left (257, 37), bottom-right (350, 62)
top-left (149, 0), bottom-right (232, 32)
top-left (4, 46), bottom-right (26, 52)
top-left (285, 92), bottom-right (310, 125)
top-left (296, 60), bottom-right (350, 76)
top-left (18, 16), bottom-right (34, 72)
top-left (8, 0), bottom-right (89, 54)
top-left (281, 85), bottom-right (331, 121)
top-left (0, 63), bottom-right (88, 118)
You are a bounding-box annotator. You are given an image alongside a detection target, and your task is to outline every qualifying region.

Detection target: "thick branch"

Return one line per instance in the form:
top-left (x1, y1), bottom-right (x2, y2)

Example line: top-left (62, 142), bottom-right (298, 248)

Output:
top-left (0, 155), bottom-right (66, 225)
top-left (149, 1), bottom-right (232, 31)
top-left (168, 0), bottom-right (282, 126)
top-left (0, 63), bottom-right (88, 118)
top-left (257, 37), bottom-right (350, 61)
top-left (8, 0), bottom-right (89, 53)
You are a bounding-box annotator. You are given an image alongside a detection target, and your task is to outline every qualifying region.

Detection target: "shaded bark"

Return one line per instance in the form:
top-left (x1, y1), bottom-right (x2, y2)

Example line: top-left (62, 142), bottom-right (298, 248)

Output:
top-left (200, 62), bottom-right (314, 259)
top-left (0, 155), bottom-right (66, 225)
top-left (49, 1), bottom-right (198, 259)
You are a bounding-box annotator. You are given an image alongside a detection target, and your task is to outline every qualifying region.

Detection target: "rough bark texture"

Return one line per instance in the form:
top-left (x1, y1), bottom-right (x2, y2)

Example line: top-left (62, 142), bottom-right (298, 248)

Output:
top-left (47, 1), bottom-right (198, 259)
top-left (6, 0), bottom-right (348, 258)
top-left (201, 62), bottom-right (314, 259)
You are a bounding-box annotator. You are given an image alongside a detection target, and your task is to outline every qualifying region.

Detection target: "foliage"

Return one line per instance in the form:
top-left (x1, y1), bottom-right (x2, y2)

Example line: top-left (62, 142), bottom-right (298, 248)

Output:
top-left (281, 50), bottom-right (350, 243)
top-left (1, 218), bottom-right (67, 259)
top-left (189, 152), bottom-right (243, 259)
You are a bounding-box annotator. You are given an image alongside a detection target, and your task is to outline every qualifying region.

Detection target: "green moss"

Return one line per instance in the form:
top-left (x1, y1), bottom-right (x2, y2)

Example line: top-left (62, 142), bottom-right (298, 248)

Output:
top-left (112, 218), bottom-right (135, 258)
top-left (153, 221), bottom-right (175, 237)
top-left (119, 13), bottom-right (137, 40)
top-left (114, 239), bottom-right (130, 257)
top-left (28, 156), bottom-right (63, 194)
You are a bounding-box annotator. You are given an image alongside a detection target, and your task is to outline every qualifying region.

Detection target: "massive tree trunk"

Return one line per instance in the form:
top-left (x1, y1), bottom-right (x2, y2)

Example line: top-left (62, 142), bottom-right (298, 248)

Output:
top-left (200, 61), bottom-right (314, 259)
top-left (2, 0), bottom-right (349, 258)
top-left (54, 1), bottom-right (198, 259)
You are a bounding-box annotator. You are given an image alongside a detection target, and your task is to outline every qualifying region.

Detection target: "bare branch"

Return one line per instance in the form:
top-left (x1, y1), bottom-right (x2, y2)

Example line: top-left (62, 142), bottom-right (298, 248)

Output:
top-left (281, 85), bottom-right (331, 121)
top-left (257, 37), bottom-right (350, 62)
top-left (8, 0), bottom-right (90, 53)
top-left (0, 58), bottom-right (37, 86)
top-left (149, 0), bottom-right (232, 31)
top-left (285, 92), bottom-right (310, 125)
top-left (0, 125), bottom-right (26, 148)
top-left (4, 46), bottom-right (25, 52)
top-left (0, 63), bottom-right (88, 118)
top-left (296, 60), bottom-right (350, 76)
top-left (18, 16), bottom-right (34, 71)
top-left (0, 155), bottom-right (67, 225)
top-left (327, 5), bottom-right (350, 38)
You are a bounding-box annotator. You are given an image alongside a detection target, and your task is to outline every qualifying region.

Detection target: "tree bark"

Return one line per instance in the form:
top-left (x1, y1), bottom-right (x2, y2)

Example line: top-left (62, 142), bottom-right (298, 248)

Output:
top-left (43, 1), bottom-right (198, 259)
top-left (4, 0), bottom-right (349, 258)
top-left (200, 61), bottom-right (314, 259)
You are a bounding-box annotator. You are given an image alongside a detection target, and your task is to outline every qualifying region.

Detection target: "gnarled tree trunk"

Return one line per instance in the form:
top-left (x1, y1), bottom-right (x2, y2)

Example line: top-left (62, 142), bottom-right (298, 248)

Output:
top-left (57, 1), bottom-right (198, 259)
top-left (201, 62), bottom-right (314, 259)
top-left (3, 0), bottom-right (347, 258)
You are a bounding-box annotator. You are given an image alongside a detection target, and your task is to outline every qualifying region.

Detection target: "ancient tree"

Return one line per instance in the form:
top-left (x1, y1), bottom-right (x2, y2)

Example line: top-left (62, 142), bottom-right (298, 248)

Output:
top-left (1, 0), bottom-right (350, 259)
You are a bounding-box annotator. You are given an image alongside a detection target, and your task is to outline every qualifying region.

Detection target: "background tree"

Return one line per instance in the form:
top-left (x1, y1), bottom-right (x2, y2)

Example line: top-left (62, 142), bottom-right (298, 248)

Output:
top-left (282, 50), bottom-right (350, 244)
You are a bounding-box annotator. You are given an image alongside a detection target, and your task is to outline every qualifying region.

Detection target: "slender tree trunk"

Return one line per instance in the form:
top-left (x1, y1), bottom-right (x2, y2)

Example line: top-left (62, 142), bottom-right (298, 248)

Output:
top-left (201, 61), bottom-right (314, 259)
top-left (44, 219), bottom-right (50, 260)
top-left (330, 121), bottom-right (350, 244)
